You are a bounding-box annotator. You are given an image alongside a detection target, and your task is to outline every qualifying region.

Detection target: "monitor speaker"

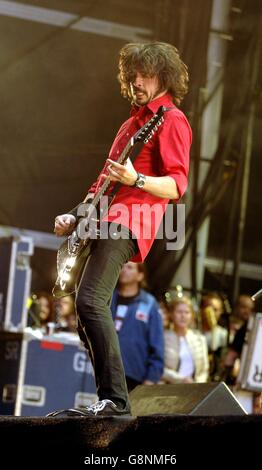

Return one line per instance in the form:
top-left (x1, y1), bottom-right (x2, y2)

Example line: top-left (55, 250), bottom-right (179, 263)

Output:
top-left (129, 382), bottom-right (246, 416)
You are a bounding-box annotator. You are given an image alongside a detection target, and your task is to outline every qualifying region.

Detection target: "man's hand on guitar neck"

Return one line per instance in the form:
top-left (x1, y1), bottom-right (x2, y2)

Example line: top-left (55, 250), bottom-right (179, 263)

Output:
top-left (54, 214), bottom-right (76, 236)
top-left (106, 158), bottom-right (137, 186)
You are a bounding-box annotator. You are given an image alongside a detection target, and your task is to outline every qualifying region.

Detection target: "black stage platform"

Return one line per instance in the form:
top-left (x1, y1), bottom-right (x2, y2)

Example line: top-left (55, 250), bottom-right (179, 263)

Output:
top-left (1, 414), bottom-right (261, 468)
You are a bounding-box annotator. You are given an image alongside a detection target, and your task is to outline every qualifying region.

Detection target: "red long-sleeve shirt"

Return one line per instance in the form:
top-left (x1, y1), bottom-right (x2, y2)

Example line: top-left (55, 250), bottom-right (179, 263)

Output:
top-left (88, 93), bottom-right (192, 261)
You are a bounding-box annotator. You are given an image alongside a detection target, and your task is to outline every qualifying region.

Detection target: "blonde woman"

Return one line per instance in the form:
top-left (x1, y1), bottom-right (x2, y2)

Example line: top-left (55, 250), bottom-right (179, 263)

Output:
top-left (162, 297), bottom-right (209, 383)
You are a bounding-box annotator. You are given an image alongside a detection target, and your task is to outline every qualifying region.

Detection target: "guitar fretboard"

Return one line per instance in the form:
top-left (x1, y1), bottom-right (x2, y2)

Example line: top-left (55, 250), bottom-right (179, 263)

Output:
top-left (86, 139), bottom-right (133, 209)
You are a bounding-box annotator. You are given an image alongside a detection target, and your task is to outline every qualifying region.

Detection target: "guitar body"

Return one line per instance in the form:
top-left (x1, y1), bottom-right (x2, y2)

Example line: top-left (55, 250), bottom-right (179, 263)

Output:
top-left (52, 106), bottom-right (167, 298)
top-left (52, 235), bottom-right (93, 298)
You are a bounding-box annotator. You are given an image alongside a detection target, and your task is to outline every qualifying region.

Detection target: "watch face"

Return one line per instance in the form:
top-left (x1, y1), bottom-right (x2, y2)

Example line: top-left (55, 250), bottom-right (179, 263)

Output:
top-left (135, 174), bottom-right (146, 188)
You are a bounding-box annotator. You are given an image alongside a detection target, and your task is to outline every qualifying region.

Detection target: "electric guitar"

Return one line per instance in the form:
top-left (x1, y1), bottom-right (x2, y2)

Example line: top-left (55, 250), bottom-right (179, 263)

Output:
top-left (52, 105), bottom-right (167, 298)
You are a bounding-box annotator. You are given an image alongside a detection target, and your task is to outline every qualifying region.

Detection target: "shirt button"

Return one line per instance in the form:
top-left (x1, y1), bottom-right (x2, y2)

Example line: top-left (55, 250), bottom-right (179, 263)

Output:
top-left (116, 150), bottom-right (119, 154)
top-left (126, 133), bottom-right (129, 136)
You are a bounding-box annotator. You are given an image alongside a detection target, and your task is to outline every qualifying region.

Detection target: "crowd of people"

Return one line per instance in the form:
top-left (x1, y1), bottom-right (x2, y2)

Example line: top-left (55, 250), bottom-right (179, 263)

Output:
top-left (28, 262), bottom-right (260, 414)
top-left (27, 292), bottom-right (76, 334)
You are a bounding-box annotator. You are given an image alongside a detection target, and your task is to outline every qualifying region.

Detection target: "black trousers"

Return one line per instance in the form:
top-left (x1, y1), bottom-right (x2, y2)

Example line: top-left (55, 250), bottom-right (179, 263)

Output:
top-left (75, 224), bottom-right (137, 409)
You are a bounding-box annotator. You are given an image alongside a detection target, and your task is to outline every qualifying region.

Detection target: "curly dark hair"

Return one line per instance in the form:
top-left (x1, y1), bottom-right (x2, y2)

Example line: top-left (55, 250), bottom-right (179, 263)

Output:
top-left (118, 42), bottom-right (189, 106)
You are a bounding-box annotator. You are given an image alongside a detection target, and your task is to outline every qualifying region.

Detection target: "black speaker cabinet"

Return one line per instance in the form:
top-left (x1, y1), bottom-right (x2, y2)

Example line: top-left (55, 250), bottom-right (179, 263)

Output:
top-left (130, 382), bottom-right (246, 416)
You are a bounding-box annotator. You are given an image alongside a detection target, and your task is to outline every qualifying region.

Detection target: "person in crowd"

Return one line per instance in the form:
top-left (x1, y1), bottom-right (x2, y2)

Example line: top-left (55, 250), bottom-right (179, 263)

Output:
top-left (233, 295), bottom-right (255, 323)
top-left (252, 393), bottom-right (262, 415)
top-left (162, 297), bottom-right (209, 384)
top-left (200, 292), bottom-right (228, 380)
top-left (221, 294), bottom-right (254, 344)
top-left (221, 295), bottom-right (255, 385)
top-left (111, 261), bottom-right (164, 391)
top-left (28, 291), bottom-right (54, 331)
top-left (55, 295), bottom-right (76, 333)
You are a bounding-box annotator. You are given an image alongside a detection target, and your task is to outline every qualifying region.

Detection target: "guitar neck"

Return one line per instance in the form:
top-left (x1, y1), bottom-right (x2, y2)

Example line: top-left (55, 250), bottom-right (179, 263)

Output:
top-left (88, 138), bottom-right (134, 208)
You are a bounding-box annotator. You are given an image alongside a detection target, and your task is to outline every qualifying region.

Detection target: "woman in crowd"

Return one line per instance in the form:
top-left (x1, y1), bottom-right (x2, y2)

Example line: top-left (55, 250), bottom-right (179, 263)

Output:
top-left (162, 297), bottom-right (209, 383)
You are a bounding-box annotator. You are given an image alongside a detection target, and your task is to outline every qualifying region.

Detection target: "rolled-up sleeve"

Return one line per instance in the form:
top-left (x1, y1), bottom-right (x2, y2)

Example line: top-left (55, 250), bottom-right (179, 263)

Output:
top-left (158, 112), bottom-right (192, 200)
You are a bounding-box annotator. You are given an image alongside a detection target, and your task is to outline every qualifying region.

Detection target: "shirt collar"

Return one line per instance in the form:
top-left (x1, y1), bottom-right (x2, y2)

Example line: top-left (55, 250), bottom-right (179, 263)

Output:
top-left (130, 93), bottom-right (175, 117)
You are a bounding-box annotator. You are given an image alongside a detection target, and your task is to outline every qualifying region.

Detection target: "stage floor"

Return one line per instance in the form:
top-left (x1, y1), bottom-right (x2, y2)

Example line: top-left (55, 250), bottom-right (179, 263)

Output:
top-left (1, 414), bottom-right (261, 467)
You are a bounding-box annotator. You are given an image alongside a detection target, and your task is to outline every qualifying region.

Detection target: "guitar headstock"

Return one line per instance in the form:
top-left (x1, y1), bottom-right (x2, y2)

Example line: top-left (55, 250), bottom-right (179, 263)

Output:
top-left (134, 105), bottom-right (166, 144)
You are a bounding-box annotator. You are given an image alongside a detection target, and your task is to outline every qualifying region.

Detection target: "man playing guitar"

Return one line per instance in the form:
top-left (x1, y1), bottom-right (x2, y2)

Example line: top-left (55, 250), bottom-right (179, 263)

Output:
top-left (48, 41), bottom-right (192, 417)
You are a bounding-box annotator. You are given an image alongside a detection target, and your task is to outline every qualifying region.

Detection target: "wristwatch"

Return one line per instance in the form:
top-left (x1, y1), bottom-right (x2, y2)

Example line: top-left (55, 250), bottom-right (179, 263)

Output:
top-left (134, 172), bottom-right (146, 189)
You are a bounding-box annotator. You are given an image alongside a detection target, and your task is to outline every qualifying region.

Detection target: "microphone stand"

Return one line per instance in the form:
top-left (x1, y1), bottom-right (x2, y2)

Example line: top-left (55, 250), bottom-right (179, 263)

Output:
top-left (251, 289), bottom-right (262, 301)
